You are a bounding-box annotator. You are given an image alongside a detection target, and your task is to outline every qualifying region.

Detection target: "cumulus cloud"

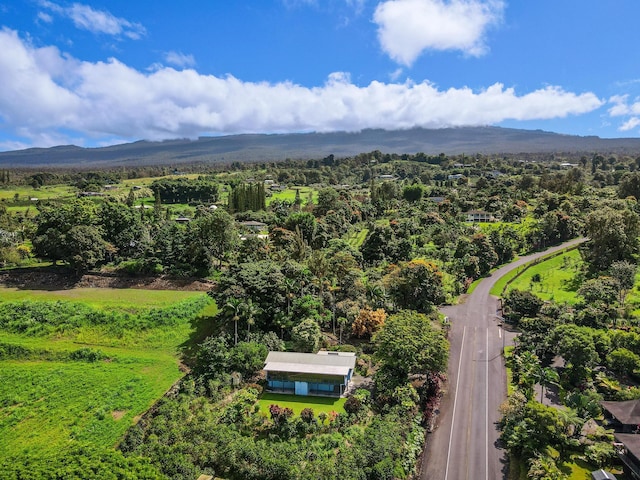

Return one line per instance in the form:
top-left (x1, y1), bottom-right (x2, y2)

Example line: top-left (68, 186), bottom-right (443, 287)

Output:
top-left (39, 1), bottom-right (146, 39)
top-left (0, 28), bottom-right (603, 149)
top-left (373, 0), bottom-right (504, 65)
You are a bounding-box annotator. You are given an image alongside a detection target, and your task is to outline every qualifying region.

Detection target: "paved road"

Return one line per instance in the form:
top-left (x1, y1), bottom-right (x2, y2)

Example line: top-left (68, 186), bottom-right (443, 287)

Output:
top-left (420, 238), bottom-right (585, 480)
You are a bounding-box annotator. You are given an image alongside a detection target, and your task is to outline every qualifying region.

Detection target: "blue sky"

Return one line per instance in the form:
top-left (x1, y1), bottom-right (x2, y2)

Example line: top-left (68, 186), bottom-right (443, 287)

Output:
top-left (0, 0), bottom-right (639, 151)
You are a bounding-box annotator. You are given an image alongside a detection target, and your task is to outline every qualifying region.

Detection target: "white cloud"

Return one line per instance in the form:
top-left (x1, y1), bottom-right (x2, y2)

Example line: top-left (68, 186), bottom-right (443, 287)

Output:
top-left (0, 28), bottom-right (604, 149)
top-left (37, 11), bottom-right (53, 23)
top-left (373, 0), bottom-right (504, 66)
top-left (390, 67), bottom-right (404, 81)
top-left (39, 1), bottom-right (145, 39)
top-left (163, 51), bottom-right (196, 69)
top-left (620, 117), bottom-right (640, 132)
top-left (607, 95), bottom-right (640, 131)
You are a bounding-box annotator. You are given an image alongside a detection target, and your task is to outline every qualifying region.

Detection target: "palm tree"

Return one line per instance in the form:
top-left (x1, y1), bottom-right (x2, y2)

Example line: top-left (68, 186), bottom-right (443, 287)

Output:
top-left (365, 280), bottom-right (386, 309)
top-left (241, 299), bottom-right (261, 342)
top-left (283, 278), bottom-right (296, 316)
top-left (223, 297), bottom-right (243, 346)
top-left (534, 366), bottom-right (560, 404)
top-left (556, 407), bottom-right (583, 437)
top-left (514, 350), bottom-right (539, 400)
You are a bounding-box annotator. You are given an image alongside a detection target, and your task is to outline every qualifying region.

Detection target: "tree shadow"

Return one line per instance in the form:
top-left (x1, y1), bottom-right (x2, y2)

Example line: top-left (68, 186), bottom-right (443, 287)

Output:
top-left (179, 311), bottom-right (224, 364)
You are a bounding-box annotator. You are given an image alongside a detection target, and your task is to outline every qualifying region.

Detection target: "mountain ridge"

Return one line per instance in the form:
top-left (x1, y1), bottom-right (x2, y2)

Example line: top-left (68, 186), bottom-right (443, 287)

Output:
top-left (2, 126), bottom-right (640, 167)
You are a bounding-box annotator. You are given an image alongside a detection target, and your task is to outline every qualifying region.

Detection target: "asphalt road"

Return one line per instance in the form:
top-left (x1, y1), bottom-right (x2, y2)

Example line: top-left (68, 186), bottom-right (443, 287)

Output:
top-left (420, 238), bottom-right (585, 480)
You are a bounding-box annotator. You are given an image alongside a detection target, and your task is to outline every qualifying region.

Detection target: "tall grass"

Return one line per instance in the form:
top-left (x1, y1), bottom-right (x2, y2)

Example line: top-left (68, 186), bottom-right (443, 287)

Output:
top-left (0, 293), bottom-right (214, 459)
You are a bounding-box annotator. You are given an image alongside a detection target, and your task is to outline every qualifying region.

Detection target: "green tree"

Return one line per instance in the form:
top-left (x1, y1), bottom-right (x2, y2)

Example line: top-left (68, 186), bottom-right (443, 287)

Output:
top-left (384, 259), bottom-right (445, 313)
top-left (223, 297), bottom-right (243, 345)
top-left (609, 260), bottom-right (637, 306)
top-left (64, 225), bottom-right (107, 273)
top-left (402, 184), bottom-right (423, 202)
top-left (291, 318), bottom-right (321, 352)
top-left (503, 289), bottom-right (543, 324)
top-left (189, 208), bottom-right (238, 268)
top-left (551, 324), bottom-right (599, 385)
top-left (608, 348), bottom-right (640, 377)
top-left (582, 205), bottom-right (640, 272)
top-left (32, 199), bottom-right (99, 265)
top-left (374, 310), bottom-right (448, 387)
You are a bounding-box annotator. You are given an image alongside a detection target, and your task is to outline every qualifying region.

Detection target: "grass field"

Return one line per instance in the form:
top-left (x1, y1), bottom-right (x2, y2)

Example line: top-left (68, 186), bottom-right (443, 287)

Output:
top-left (267, 187), bottom-right (318, 205)
top-left (0, 286), bottom-right (203, 312)
top-left (0, 289), bottom-right (214, 459)
top-left (491, 249), bottom-right (582, 303)
top-left (257, 393), bottom-right (346, 417)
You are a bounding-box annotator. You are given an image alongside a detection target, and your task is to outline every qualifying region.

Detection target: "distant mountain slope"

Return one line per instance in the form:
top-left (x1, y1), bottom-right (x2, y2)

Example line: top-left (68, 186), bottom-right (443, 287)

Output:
top-left (2, 127), bottom-right (640, 167)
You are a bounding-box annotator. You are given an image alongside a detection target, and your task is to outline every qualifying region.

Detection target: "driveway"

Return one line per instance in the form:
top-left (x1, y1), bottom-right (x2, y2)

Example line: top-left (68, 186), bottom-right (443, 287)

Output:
top-left (420, 238), bottom-right (585, 480)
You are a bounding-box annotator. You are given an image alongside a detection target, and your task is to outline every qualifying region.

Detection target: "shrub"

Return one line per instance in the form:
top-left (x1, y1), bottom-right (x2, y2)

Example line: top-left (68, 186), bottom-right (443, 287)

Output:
top-left (69, 348), bottom-right (107, 362)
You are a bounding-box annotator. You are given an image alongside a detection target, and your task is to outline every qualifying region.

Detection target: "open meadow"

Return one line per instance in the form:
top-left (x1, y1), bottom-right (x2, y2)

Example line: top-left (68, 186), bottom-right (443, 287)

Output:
top-left (0, 287), bottom-right (215, 460)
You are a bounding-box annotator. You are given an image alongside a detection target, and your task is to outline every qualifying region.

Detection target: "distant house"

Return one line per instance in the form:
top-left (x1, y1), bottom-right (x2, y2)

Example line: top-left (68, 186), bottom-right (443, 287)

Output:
top-left (466, 210), bottom-right (495, 222)
top-left (448, 173), bottom-right (464, 180)
top-left (239, 220), bottom-right (267, 232)
top-left (377, 174), bottom-right (395, 180)
top-left (175, 216), bottom-right (191, 223)
top-left (264, 351), bottom-right (356, 397)
top-left (427, 196), bottom-right (446, 204)
top-left (602, 399), bottom-right (640, 433)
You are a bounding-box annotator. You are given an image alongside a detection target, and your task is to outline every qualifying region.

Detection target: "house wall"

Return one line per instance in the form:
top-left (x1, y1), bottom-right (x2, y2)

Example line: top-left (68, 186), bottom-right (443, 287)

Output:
top-left (267, 372), bottom-right (348, 396)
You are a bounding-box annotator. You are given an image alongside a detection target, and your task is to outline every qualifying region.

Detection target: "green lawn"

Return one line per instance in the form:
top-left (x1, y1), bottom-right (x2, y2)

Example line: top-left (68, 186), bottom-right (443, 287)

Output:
top-left (267, 187), bottom-right (318, 205)
top-left (257, 392), bottom-right (346, 417)
top-left (0, 287), bottom-right (204, 312)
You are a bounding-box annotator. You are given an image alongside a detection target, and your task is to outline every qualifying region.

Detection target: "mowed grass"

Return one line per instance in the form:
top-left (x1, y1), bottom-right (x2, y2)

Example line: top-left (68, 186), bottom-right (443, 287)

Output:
top-left (0, 184), bottom-right (76, 201)
top-left (345, 227), bottom-right (368, 249)
top-left (494, 249), bottom-right (582, 304)
top-left (0, 289), bottom-right (214, 459)
top-left (0, 286), bottom-right (204, 312)
top-left (267, 187), bottom-right (318, 205)
top-left (258, 393), bottom-right (346, 417)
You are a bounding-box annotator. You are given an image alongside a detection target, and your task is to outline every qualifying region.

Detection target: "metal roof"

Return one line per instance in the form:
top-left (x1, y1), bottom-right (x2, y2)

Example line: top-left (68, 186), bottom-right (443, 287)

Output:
top-left (264, 351), bottom-right (356, 376)
top-left (264, 362), bottom-right (352, 376)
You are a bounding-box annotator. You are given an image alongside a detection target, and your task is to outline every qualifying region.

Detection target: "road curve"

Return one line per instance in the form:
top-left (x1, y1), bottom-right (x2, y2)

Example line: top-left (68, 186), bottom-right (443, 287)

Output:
top-left (420, 238), bottom-right (585, 480)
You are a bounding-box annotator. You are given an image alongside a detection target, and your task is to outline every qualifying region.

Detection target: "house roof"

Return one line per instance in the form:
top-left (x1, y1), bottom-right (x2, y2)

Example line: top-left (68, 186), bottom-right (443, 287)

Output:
top-left (616, 433), bottom-right (640, 462)
top-left (264, 351), bottom-right (356, 377)
top-left (466, 210), bottom-right (491, 215)
top-left (601, 399), bottom-right (640, 425)
top-left (590, 469), bottom-right (617, 480)
top-left (239, 221), bottom-right (267, 227)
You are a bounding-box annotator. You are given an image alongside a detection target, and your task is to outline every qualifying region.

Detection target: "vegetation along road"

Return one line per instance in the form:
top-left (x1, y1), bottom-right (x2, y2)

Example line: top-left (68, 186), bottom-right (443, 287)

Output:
top-left (421, 237), bottom-right (585, 480)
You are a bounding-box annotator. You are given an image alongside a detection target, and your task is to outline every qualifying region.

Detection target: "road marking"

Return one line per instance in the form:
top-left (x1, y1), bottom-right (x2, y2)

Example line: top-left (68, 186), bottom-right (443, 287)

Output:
top-left (486, 327), bottom-right (489, 480)
top-left (498, 327), bottom-right (501, 339)
top-left (445, 325), bottom-right (466, 480)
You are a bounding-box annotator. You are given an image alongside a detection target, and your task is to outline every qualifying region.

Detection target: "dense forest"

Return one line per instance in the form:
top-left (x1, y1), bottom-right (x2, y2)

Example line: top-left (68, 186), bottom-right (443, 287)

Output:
top-left (2, 150), bottom-right (640, 478)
